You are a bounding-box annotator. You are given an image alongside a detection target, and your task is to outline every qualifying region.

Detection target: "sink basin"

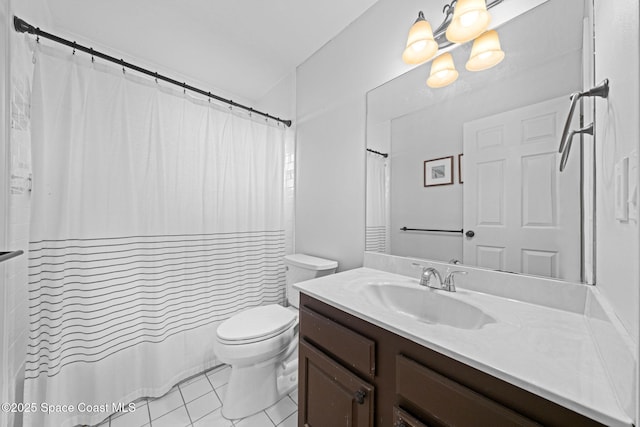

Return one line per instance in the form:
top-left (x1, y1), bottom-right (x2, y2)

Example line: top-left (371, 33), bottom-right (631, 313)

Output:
top-left (361, 282), bottom-right (495, 329)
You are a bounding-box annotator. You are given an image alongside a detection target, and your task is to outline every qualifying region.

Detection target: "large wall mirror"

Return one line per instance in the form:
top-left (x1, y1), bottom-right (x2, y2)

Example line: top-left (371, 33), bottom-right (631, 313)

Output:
top-left (365, 0), bottom-right (594, 284)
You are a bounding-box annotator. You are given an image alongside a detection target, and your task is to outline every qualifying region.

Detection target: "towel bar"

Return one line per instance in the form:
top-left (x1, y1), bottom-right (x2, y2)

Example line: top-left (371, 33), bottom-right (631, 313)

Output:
top-left (558, 79), bottom-right (609, 172)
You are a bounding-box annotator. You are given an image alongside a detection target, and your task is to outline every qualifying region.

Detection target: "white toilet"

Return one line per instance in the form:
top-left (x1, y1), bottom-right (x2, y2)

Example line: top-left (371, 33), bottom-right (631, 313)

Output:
top-left (215, 253), bottom-right (338, 419)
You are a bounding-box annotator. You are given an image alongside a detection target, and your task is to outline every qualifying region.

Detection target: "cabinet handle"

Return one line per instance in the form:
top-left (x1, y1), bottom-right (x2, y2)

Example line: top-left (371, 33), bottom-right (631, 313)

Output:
top-left (354, 389), bottom-right (366, 404)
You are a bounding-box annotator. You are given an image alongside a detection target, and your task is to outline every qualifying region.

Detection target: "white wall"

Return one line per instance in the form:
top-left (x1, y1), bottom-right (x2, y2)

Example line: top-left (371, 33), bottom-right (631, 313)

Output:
top-left (255, 72), bottom-right (296, 122)
top-left (592, 9), bottom-right (640, 420)
top-left (295, 0), bottom-right (432, 271)
top-left (593, 0), bottom-right (640, 345)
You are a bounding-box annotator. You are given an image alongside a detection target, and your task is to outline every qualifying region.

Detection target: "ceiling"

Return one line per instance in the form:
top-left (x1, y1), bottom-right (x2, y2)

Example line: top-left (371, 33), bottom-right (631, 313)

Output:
top-left (44, 0), bottom-right (380, 102)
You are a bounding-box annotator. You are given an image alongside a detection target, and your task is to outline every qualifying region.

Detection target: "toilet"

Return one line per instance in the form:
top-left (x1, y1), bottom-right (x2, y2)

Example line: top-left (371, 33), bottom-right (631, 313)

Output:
top-left (215, 253), bottom-right (338, 419)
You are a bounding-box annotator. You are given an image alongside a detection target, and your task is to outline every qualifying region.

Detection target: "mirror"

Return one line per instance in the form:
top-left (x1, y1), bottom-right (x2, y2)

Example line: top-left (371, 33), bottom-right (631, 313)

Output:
top-left (366, 0), bottom-right (592, 283)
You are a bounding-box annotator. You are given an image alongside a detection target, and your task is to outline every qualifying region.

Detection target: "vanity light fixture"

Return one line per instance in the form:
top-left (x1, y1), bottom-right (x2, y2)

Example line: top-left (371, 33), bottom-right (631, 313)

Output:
top-left (445, 0), bottom-right (491, 43)
top-left (402, 11), bottom-right (439, 64)
top-left (465, 29), bottom-right (505, 71)
top-left (402, 0), bottom-right (505, 88)
top-left (427, 53), bottom-right (459, 88)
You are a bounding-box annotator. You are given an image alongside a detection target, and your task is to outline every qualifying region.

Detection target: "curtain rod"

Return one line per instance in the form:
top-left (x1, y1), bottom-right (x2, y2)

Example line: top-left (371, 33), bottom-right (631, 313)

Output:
top-left (13, 16), bottom-right (292, 128)
top-left (366, 148), bottom-right (388, 158)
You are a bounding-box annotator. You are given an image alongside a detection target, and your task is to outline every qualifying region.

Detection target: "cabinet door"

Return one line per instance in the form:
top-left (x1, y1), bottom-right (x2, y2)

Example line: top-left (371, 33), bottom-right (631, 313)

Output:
top-left (299, 340), bottom-right (374, 427)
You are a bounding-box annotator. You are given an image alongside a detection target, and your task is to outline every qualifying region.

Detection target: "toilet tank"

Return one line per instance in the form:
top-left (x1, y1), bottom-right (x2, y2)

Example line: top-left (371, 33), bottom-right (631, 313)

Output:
top-left (284, 253), bottom-right (338, 308)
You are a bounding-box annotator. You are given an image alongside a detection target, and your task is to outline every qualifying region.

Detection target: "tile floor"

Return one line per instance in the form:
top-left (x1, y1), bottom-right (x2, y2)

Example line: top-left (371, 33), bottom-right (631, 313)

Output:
top-left (95, 365), bottom-right (298, 427)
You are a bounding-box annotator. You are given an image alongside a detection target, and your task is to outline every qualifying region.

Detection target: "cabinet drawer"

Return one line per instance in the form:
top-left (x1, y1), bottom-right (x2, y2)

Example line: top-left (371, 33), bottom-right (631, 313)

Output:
top-left (393, 406), bottom-right (430, 427)
top-left (396, 355), bottom-right (540, 426)
top-left (300, 306), bottom-right (376, 379)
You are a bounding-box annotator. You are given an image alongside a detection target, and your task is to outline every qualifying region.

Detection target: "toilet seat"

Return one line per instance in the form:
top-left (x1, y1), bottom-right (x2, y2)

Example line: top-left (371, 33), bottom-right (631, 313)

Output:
top-left (217, 305), bottom-right (297, 345)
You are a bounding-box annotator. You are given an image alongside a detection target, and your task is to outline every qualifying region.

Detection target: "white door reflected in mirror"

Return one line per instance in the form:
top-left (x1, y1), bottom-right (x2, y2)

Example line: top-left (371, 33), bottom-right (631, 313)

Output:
top-left (462, 96), bottom-right (581, 282)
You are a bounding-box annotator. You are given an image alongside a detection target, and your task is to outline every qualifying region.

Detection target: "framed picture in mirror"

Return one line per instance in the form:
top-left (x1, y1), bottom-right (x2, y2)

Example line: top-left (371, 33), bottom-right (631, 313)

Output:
top-left (424, 156), bottom-right (454, 187)
top-left (458, 153), bottom-right (464, 184)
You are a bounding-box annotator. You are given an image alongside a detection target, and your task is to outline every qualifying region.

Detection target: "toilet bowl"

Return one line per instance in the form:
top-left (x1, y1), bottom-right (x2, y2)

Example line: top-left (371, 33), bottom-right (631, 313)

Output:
top-left (215, 253), bottom-right (338, 420)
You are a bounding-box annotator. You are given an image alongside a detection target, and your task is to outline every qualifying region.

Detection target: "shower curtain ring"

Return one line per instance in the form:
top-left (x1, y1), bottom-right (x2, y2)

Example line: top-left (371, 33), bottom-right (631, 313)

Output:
top-left (183, 82), bottom-right (186, 94)
top-left (90, 48), bottom-right (94, 63)
top-left (154, 72), bottom-right (158, 84)
top-left (72, 41), bottom-right (76, 55)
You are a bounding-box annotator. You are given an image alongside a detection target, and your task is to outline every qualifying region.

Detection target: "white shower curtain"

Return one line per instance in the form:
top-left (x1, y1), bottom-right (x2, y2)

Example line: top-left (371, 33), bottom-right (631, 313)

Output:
top-left (365, 152), bottom-right (388, 253)
top-left (24, 44), bottom-right (287, 427)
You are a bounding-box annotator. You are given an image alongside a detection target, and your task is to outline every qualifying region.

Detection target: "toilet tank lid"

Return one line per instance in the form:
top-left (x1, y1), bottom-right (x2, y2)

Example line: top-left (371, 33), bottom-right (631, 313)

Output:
top-left (284, 254), bottom-right (338, 271)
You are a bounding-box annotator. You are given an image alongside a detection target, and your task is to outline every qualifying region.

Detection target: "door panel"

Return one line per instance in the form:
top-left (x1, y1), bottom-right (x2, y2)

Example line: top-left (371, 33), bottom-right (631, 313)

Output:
top-left (463, 96), bottom-right (581, 281)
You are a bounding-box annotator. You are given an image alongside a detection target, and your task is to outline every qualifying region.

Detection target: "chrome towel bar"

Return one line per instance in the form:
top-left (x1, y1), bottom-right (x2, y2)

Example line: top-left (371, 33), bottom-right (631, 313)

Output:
top-left (560, 122), bottom-right (593, 172)
top-left (558, 79), bottom-right (609, 172)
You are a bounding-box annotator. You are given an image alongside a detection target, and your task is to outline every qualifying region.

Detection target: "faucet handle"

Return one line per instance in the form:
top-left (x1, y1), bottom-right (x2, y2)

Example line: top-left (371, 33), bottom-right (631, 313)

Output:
top-left (443, 270), bottom-right (467, 291)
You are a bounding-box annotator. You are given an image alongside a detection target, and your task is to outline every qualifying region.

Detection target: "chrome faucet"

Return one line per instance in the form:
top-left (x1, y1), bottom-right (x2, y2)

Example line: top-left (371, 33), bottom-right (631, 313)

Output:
top-left (419, 267), bottom-right (443, 289)
top-left (413, 264), bottom-right (467, 292)
top-left (441, 269), bottom-right (467, 292)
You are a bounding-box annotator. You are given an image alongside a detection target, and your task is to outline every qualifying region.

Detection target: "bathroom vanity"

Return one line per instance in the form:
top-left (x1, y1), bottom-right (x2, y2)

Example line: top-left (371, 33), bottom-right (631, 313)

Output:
top-left (295, 260), bottom-right (633, 427)
top-left (299, 294), bottom-right (599, 426)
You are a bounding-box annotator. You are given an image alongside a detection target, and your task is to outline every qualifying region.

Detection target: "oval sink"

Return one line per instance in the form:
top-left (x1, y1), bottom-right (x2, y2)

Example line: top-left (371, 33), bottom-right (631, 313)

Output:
top-left (361, 283), bottom-right (495, 329)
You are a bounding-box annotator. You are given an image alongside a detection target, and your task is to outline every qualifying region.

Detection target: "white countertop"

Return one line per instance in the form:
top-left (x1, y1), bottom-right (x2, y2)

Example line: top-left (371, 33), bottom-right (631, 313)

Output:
top-left (294, 267), bottom-right (633, 427)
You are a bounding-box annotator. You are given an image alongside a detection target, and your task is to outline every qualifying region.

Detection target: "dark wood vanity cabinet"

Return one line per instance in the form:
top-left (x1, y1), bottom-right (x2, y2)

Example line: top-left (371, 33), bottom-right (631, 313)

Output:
top-left (298, 293), bottom-right (605, 427)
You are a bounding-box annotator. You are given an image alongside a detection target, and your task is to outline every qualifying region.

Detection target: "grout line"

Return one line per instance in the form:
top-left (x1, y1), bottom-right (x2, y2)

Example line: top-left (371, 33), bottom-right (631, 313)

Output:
top-left (177, 386), bottom-right (193, 426)
top-left (204, 372), bottom-right (216, 391)
top-left (279, 411), bottom-right (297, 427)
top-left (211, 381), bottom-right (227, 413)
top-left (263, 408), bottom-right (277, 426)
top-left (212, 387), bottom-right (224, 407)
top-left (145, 399), bottom-right (152, 427)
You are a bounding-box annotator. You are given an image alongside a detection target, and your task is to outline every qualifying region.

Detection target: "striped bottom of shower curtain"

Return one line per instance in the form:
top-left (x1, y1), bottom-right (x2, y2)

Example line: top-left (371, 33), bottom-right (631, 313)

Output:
top-left (24, 230), bottom-right (285, 427)
top-left (365, 226), bottom-right (387, 253)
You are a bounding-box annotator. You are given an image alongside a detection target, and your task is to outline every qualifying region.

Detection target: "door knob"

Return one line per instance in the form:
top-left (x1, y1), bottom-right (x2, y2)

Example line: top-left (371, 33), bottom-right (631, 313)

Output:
top-left (465, 230), bottom-right (475, 238)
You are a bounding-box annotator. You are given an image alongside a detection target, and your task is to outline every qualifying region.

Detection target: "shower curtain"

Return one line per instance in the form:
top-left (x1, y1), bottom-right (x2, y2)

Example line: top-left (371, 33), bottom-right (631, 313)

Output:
top-left (365, 152), bottom-right (388, 253)
top-left (24, 44), bottom-right (287, 427)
